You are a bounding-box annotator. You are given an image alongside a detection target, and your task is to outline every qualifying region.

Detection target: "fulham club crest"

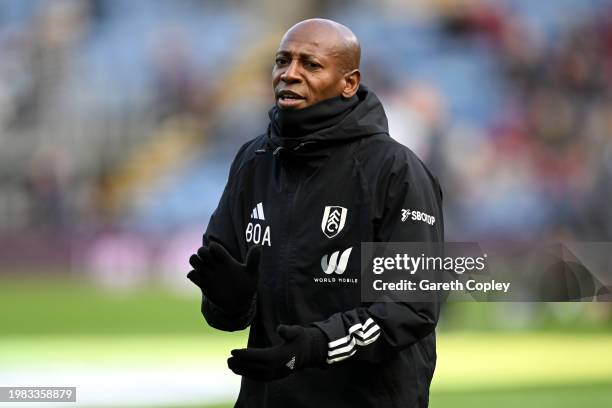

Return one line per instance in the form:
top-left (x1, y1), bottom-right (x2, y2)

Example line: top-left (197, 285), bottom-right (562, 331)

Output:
top-left (321, 206), bottom-right (347, 239)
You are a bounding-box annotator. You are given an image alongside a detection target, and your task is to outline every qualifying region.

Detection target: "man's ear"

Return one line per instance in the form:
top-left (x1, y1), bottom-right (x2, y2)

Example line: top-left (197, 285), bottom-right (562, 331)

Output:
top-left (341, 69), bottom-right (361, 98)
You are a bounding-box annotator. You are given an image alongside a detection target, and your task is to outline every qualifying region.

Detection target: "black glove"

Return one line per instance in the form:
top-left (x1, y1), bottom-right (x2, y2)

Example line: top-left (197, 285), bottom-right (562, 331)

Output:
top-left (187, 242), bottom-right (262, 314)
top-left (227, 325), bottom-right (328, 381)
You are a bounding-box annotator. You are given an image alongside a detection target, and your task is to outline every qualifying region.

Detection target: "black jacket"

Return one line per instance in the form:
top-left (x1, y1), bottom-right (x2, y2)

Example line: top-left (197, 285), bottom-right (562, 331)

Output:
top-left (201, 86), bottom-right (444, 408)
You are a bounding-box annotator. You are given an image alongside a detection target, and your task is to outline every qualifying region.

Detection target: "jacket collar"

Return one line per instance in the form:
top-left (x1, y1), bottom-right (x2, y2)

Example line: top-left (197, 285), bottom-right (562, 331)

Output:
top-left (264, 85), bottom-right (389, 160)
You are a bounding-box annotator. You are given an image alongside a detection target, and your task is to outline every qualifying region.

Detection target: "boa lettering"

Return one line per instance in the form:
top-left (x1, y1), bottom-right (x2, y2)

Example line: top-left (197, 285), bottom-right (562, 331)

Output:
top-left (245, 222), bottom-right (271, 246)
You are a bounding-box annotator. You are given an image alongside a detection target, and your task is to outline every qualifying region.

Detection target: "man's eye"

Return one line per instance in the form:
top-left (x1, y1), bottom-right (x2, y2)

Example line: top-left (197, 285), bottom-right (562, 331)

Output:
top-left (305, 62), bottom-right (320, 69)
top-left (275, 58), bottom-right (287, 65)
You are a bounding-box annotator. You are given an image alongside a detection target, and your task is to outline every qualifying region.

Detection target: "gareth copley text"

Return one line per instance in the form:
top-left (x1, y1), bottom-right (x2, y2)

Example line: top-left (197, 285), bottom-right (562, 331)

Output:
top-left (372, 279), bottom-right (511, 293)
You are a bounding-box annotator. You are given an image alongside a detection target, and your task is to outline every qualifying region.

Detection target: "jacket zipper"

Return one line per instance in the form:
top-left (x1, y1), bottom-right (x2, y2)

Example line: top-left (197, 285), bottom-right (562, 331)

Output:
top-left (278, 162), bottom-right (301, 323)
top-left (284, 174), bottom-right (303, 322)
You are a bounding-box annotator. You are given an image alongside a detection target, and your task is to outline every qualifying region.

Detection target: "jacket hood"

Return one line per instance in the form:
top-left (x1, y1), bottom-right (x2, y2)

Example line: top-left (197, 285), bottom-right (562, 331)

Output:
top-left (265, 84), bottom-right (389, 158)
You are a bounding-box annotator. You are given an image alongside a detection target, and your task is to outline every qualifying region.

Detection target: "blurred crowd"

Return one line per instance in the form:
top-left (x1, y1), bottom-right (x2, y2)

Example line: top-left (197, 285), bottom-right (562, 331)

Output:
top-left (0, 0), bottom-right (611, 275)
top-left (433, 0), bottom-right (612, 241)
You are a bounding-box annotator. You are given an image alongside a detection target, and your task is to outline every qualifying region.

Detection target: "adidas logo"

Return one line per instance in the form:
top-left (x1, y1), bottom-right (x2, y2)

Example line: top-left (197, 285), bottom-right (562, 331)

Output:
top-left (246, 202), bottom-right (271, 247)
top-left (285, 356), bottom-right (296, 370)
top-left (250, 202), bottom-right (265, 221)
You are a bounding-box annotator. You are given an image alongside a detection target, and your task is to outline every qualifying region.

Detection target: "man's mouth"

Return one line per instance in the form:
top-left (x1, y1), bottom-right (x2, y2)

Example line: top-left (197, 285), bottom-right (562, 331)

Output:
top-left (276, 90), bottom-right (306, 108)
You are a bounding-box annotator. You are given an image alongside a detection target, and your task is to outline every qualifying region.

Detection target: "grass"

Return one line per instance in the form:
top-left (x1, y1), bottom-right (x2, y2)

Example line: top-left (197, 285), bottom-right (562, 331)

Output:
top-left (430, 381), bottom-right (612, 408)
top-left (0, 278), bottom-right (214, 336)
top-left (1, 278), bottom-right (611, 407)
top-left (1, 279), bottom-right (610, 336)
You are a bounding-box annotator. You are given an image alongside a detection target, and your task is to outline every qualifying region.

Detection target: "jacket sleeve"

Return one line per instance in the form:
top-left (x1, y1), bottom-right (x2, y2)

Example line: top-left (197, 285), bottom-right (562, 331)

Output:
top-left (313, 149), bottom-right (444, 364)
top-left (200, 142), bottom-right (255, 332)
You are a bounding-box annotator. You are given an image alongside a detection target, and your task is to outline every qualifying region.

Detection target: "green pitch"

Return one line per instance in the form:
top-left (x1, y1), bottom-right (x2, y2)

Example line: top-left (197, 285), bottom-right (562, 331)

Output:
top-left (0, 279), bottom-right (611, 407)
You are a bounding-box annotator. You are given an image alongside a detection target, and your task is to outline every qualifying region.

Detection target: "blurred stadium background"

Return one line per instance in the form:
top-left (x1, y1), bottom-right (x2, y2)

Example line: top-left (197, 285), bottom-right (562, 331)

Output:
top-left (0, 0), bottom-right (611, 407)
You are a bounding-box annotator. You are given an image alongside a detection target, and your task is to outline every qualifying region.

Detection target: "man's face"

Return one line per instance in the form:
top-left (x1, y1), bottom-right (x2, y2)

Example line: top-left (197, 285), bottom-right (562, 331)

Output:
top-left (272, 29), bottom-right (346, 110)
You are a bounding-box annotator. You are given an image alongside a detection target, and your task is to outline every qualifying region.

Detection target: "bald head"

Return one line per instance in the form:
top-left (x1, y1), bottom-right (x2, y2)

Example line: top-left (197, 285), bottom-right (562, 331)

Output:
top-left (272, 18), bottom-right (362, 109)
top-left (281, 19), bottom-right (361, 73)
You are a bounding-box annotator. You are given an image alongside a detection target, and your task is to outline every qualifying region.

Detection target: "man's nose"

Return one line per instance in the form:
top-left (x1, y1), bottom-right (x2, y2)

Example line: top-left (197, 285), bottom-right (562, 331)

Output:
top-left (280, 60), bottom-right (301, 83)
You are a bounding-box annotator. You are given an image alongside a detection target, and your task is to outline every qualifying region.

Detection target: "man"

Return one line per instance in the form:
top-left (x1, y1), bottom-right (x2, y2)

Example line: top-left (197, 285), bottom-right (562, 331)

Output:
top-left (187, 18), bottom-right (444, 407)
